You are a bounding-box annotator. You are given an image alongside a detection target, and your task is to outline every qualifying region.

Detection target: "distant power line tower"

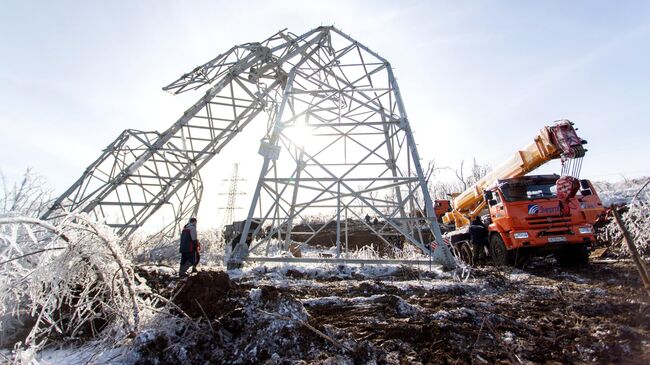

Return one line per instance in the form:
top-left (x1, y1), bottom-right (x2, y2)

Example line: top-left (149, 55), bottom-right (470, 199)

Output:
top-left (219, 163), bottom-right (245, 226)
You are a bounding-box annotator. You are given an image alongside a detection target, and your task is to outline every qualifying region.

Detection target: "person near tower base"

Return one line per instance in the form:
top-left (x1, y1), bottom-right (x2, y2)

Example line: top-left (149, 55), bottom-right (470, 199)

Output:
top-left (469, 216), bottom-right (488, 264)
top-left (179, 218), bottom-right (199, 277)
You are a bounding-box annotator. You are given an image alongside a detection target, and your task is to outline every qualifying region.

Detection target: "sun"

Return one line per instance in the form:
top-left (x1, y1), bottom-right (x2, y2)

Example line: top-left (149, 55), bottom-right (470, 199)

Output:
top-left (282, 120), bottom-right (317, 149)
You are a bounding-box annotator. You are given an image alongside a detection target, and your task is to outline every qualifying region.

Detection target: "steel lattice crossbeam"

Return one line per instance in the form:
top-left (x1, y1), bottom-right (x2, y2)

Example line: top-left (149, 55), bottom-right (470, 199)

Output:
top-left (42, 26), bottom-right (455, 267)
top-left (42, 28), bottom-right (308, 237)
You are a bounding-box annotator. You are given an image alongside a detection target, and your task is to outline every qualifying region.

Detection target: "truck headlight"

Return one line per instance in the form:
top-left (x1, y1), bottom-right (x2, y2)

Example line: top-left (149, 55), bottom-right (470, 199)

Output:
top-left (579, 227), bottom-right (592, 234)
top-left (514, 232), bottom-right (529, 239)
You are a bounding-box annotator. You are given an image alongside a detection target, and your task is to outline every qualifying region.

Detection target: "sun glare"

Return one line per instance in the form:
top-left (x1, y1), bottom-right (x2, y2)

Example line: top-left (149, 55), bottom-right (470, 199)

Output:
top-left (283, 121), bottom-right (316, 148)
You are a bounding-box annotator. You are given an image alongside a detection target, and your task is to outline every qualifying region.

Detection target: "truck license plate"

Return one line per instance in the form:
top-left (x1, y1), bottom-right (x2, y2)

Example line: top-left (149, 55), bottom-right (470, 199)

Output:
top-left (548, 236), bottom-right (567, 243)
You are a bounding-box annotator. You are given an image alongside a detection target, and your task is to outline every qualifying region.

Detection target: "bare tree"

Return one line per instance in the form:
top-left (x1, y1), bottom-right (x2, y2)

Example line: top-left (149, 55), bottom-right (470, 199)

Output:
top-left (1, 168), bottom-right (52, 217)
top-left (454, 160), bottom-right (466, 191)
top-left (467, 158), bottom-right (491, 187)
top-left (427, 159), bottom-right (491, 200)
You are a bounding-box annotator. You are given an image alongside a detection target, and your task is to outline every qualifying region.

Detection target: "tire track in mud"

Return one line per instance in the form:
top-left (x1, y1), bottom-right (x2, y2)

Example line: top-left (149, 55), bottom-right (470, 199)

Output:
top-left (248, 262), bottom-right (649, 364)
top-left (137, 261), bottom-right (649, 364)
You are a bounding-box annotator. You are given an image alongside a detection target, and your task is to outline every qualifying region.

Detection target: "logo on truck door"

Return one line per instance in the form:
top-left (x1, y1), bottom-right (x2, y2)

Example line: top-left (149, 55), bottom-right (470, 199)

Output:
top-left (528, 204), bottom-right (561, 215)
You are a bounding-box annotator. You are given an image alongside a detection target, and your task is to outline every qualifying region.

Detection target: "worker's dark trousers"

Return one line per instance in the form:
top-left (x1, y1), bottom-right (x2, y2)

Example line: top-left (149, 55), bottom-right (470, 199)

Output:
top-left (179, 251), bottom-right (195, 276)
top-left (473, 243), bottom-right (486, 264)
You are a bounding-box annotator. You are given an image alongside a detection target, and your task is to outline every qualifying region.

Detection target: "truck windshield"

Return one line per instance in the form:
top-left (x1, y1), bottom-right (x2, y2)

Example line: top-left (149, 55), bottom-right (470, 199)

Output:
top-left (500, 183), bottom-right (557, 202)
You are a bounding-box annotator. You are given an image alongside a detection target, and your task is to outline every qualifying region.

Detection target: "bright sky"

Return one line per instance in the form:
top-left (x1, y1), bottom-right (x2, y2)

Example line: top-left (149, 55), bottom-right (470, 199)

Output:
top-left (1, 1), bottom-right (649, 228)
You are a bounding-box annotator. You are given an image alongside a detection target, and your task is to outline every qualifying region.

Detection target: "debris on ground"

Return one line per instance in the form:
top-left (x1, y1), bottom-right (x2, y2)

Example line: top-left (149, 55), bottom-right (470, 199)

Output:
top-left (129, 260), bottom-right (650, 364)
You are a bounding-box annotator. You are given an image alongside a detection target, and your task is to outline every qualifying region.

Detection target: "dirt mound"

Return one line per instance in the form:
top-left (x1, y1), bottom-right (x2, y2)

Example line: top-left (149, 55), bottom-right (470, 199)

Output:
top-left (135, 266), bottom-right (176, 295)
top-left (173, 271), bottom-right (237, 318)
top-left (133, 262), bottom-right (650, 364)
top-left (134, 271), bottom-right (343, 364)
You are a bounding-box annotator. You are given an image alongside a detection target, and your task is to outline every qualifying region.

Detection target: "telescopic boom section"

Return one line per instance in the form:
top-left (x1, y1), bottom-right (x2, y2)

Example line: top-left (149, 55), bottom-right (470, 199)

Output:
top-left (442, 120), bottom-right (587, 227)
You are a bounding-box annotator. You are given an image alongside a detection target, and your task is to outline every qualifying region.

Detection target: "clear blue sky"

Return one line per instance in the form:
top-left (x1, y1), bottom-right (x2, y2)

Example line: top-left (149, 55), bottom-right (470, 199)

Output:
top-left (1, 1), bottom-right (649, 226)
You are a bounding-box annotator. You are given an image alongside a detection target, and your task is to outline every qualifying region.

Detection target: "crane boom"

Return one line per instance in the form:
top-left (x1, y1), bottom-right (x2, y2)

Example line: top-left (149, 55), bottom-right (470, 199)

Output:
top-left (442, 120), bottom-right (586, 227)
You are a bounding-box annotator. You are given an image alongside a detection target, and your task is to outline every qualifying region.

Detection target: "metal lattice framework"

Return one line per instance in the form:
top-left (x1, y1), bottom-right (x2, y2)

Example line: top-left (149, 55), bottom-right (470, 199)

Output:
top-left (42, 128), bottom-right (203, 238)
top-left (42, 28), bottom-right (297, 237)
top-left (42, 26), bottom-right (455, 267)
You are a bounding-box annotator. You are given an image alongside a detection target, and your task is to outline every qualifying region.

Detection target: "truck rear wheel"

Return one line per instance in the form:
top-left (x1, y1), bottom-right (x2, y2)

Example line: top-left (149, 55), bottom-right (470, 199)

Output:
top-left (457, 241), bottom-right (474, 266)
top-left (490, 233), bottom-right (510, 266)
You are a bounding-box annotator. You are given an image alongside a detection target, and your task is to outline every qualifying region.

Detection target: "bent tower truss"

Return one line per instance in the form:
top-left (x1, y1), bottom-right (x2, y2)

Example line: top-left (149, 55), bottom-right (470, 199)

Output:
top-left (42, 26), bottom-right (455, 267)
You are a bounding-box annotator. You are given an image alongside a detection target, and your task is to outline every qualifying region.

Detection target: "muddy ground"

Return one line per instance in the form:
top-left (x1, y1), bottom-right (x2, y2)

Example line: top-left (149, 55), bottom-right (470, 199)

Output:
top-left (135, 260), bottom-right (649, 364)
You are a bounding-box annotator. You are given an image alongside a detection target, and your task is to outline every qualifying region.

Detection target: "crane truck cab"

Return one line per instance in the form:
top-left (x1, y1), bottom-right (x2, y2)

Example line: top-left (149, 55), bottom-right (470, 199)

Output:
top-left (575, 179), bottom-right (607, 225)
top-left (435, 120), bottom-right (605, 266)
top-left (484, 174), bottom-right (594, 266)
top-left (433, 199), bottom-right (452, 223)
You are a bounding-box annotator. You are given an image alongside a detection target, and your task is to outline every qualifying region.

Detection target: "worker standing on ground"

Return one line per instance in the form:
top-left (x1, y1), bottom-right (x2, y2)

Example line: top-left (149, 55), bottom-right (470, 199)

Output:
top-left (469, 217), bottom-right (488, 265)
top-left (192, 238), bottom-right (201, 274)
top-left (179, 217), bottom-right (199, 277)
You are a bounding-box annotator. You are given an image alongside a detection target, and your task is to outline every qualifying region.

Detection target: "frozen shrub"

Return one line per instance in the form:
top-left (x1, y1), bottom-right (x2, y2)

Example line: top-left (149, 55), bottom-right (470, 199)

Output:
top-left (595, 178), bottom-right (650, 258)
top-left (0, 214), bottom-right (141, 359)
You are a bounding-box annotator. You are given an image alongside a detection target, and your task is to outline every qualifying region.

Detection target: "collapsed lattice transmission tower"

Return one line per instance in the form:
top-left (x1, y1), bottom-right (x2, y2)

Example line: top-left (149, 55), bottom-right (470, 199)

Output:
top-left (42, 26), bottom-right (455, 267)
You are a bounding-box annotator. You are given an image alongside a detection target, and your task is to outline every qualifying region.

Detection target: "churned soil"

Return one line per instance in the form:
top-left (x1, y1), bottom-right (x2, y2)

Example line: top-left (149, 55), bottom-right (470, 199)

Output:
top-left (135, 260), bottom-right (650, 364)
top-left (173, 271), bottom-right (236, 318)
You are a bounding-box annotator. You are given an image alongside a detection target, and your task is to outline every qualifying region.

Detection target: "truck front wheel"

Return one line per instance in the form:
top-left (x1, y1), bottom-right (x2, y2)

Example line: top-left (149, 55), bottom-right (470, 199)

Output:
top-left (490, 233), bottom-right (510, 266)
top-left (554, 243), bottom-right (589, 267)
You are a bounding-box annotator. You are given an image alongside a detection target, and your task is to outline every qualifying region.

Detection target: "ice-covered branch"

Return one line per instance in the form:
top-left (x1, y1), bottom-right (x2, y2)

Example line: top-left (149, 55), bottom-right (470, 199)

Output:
top-left (0, 212), bottom-right (144, 357)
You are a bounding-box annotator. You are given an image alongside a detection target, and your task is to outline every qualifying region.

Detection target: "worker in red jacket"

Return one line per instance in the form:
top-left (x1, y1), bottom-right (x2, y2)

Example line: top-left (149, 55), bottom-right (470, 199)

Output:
top-left (179, 218), bottom-right (199, 277)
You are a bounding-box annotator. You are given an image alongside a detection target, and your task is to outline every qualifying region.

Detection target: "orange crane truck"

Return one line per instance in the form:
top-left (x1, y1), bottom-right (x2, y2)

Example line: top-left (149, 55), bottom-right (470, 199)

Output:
top-left (437, 120), bottom-right (601, 266)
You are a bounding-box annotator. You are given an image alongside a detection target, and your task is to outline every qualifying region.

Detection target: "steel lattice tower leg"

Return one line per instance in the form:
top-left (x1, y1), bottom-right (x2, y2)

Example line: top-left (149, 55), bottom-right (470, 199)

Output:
top-left (231, 28), bottom-right (455, 268)
top-left (41, 25), bottom-right (455, 268)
